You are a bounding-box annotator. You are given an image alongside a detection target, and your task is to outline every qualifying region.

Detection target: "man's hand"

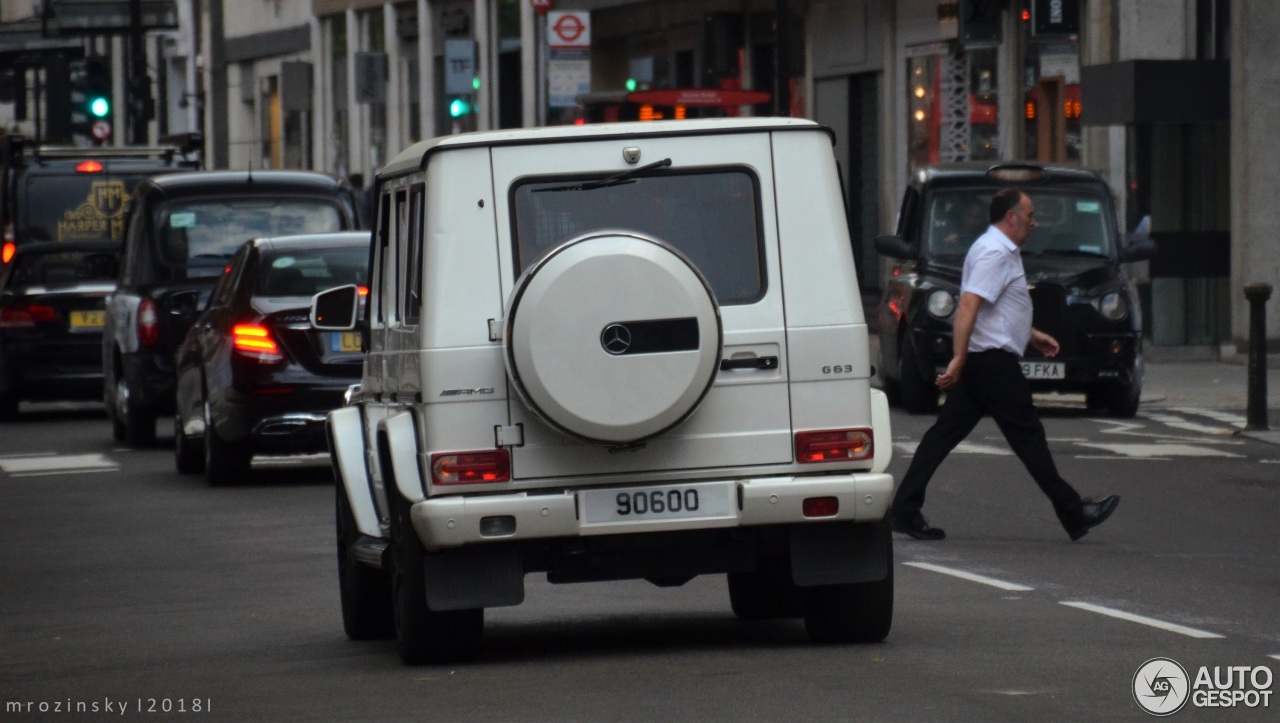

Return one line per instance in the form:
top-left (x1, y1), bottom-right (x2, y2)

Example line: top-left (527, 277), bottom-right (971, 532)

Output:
top-left (935, 355), bottom-right (964, 390)
top-left (1029, 329), bottom-right (1060, 358)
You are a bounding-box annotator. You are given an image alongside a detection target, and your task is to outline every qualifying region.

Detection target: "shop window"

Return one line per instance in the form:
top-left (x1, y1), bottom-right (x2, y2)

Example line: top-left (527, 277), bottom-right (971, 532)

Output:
top-left (907, 46), bottom-right (998, 173)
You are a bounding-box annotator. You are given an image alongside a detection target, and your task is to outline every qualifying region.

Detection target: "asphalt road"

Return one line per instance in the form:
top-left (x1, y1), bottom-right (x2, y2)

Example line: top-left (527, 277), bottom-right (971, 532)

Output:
top-left (1, 401), bottom-right (1276, 722)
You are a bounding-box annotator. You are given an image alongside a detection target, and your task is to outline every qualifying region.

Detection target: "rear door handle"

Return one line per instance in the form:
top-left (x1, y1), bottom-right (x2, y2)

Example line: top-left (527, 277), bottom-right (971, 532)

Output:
top-left (719, 356), bottom-right (778, 371)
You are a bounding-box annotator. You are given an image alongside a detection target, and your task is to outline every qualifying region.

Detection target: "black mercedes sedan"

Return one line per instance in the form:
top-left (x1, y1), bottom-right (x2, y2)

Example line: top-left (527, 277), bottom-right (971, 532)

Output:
top-left (173, 232), bottom-right (370, 484)
top-left (0, 240), bottom-right (120, 418)
top-left (874, 163), bottom-right (1156, 417)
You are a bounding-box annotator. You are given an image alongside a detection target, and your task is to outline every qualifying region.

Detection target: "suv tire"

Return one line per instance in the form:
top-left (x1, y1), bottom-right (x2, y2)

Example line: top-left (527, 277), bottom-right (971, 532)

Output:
top-left (337, 485), bottom-right (394, 640)
top-left (728, 564), bottom-right (802, 620)
top-left (390, 492), bottom-right (483, 664)
top-left (802, 523), bottom-right (893, 643)
top-left (899, 334), bottom-right (939, 414)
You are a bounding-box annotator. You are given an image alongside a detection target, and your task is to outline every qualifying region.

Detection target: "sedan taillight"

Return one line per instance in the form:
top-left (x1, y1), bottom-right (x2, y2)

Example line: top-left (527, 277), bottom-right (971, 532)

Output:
top-left (0, 303), bottom-right (57, 328)
top-left (137, 298), bottom-right (159, 347)
top-left (795, 428), bottom-right (874, 463)
top-left (232, 323), bottom-right (283, 363)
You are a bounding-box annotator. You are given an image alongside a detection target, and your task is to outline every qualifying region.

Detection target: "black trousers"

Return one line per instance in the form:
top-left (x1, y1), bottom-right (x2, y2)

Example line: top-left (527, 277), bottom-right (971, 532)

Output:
top-left (892, 349), bottom-right (1083, 518)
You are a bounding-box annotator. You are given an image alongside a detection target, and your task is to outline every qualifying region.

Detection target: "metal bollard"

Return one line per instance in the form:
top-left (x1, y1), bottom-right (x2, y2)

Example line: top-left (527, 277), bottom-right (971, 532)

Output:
top-left (1244, 282), bottom-right (1272, 431)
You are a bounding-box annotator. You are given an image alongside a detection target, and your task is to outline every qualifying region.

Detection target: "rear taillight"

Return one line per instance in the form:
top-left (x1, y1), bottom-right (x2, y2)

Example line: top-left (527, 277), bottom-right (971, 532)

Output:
top-left (0, 303), bottom-right (57, 328)
top-left (1, 240), bottom-right (15, 264)
top-left (795, 428), bottom-right (874, 464)
top-left (137, 298), bottom-right (159, 347)
top-left (232, 323), bottom-right (284, 362)
top-left (431, 450), bottom-right (511, 485)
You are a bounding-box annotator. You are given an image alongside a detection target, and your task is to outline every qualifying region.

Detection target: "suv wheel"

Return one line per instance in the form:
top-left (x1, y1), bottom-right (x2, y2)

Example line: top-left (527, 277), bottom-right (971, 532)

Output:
top-left (390, 492), bottom-right (483, 664)
top-left (899, 334), bottom-right (939, 414)
top-left (802, 523), bottom-right (894, 643)
top-left (728, 564), bottom-right (802, 620)
top-left (336, 485), bottom-right (393, 640)
top-left (204, 421), bottom-right (251, 486)
top-left (173, 414), bottom-right (205, 474)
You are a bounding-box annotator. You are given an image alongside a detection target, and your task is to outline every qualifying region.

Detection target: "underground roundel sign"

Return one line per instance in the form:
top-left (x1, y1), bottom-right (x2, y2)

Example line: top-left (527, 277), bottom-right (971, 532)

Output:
top-left (504, 232), bottom-right (722, 445)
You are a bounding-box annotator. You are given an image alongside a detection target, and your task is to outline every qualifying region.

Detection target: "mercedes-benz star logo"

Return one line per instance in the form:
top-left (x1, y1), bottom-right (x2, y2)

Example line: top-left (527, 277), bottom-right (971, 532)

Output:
top-left (601, 323), bottom-right (632, 355)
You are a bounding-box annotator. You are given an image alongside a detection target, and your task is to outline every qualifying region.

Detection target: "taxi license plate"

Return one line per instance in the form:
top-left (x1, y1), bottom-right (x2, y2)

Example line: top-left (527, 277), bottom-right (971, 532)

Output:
top-left (1020, 360), bottom-right (1064, 380)
top-left (331, 331), bottom-right (362, 353)
top-left (69, 310), bottom-right (105, 330)
top-left (581, 482), bottom-right (735, 525)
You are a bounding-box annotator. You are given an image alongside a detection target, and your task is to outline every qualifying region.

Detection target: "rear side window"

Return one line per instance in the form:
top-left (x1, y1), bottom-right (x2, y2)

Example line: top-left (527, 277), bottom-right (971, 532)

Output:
top-left (256, 247), bottom-right (369, 297)
top-left (158, 199), bottom-right (344, 273)
top-left (511, 169), bottom-right (765, 305)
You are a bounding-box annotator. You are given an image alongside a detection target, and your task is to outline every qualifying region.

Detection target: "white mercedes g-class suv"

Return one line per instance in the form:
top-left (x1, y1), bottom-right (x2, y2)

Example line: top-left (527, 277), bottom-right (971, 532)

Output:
top-left (312, 117), bottom-right (895, 664)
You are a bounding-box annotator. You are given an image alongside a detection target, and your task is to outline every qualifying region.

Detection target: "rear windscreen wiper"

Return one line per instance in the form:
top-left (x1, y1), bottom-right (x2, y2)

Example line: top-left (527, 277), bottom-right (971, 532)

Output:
top-left (533, 158), bottom-right (673, 193)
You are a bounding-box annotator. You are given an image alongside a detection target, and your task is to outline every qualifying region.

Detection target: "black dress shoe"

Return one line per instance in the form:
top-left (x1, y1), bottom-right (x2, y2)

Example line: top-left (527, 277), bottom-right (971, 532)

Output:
top-left (893, 512), bottom-right (946, 540)
top-left (1060, 495), bottom-right (1120, 541)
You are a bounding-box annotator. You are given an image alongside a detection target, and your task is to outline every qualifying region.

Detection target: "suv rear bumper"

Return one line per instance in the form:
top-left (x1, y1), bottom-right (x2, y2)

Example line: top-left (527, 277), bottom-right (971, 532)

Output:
top-left (410, 472), bottom-right (895, 552)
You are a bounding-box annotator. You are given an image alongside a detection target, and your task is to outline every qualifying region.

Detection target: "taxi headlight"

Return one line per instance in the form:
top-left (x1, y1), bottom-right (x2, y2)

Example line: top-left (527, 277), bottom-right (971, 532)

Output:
top-left (926, 289), bottom-right (956, 319)
top-left (1098, 292), bottom-right (1128, 321)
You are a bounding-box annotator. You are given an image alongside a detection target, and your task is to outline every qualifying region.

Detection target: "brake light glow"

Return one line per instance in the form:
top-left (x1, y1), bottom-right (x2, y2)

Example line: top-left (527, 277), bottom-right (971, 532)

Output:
top-left (232, 323), bottom-right (283, 362)
top-left (0, 303), bottom-right (58, 328)
top-left (795, 428), bottom-right (874, 463)
top-left (137, 298), bottom-right (159, 347)
top-left (431, 450), bottom-right (511, 485)
top-left (2, 241), bottom-right (14, 264)
top-left (75, 160), bottom-right (105, 173)
top-left (357, 285), bottom-right (369, 296)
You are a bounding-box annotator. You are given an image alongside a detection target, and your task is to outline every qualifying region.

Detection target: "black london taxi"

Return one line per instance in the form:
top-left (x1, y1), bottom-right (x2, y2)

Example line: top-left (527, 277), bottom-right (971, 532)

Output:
top-left (874, 162), bottom-right (1155, 417)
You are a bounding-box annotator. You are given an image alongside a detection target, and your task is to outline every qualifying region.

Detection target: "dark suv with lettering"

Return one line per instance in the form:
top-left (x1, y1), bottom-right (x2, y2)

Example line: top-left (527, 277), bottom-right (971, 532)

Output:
top-left (103, 170), bottom-right (360, 445)
top-left (874, 163), bottom-right (1155, 417)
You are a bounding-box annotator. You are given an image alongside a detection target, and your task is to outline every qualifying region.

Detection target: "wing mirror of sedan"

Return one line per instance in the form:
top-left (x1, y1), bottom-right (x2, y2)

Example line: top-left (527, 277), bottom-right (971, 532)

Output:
top-left (310, 284), bottom-right (359, 331)
top-left (874, 234), bottom-right (918, 260)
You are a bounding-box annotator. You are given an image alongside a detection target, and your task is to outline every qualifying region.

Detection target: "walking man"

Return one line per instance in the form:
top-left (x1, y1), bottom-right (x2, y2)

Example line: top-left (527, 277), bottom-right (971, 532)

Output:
top-left (891, 188), bottom-right (1120, 542)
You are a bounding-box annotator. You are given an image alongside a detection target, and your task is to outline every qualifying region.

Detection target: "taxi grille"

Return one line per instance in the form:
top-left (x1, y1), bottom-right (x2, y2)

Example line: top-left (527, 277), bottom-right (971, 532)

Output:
top-left (1029, 284), bottom-right (1074, 356)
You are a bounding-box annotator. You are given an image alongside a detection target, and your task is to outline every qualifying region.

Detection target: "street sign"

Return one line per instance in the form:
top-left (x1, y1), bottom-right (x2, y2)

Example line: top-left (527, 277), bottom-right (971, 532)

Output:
top-left (91, 121), bottom-right (112, 141)
top-left (1032, 0), bottom-right (1080, 36)
top-left (547, 10), bottom-right (590, 50)
top-left (444, 39), bottom-right (476, 95)
top-left (531, 0), bottom-right (553, 15)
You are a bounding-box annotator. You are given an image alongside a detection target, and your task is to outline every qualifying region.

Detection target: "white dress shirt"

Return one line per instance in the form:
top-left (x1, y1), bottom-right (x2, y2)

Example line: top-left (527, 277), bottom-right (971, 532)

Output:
top-left (960, 225), bottom-right (1033, 355)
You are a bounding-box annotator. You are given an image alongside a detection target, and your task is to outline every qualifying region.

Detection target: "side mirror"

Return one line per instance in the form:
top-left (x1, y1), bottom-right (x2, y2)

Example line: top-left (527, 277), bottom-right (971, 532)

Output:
top-left (874, 234), bottom-right (917, 260)
top-left (1120, 237), bottom-right (1156, 262)
top-left (311, 284), bottom-right (359, 330)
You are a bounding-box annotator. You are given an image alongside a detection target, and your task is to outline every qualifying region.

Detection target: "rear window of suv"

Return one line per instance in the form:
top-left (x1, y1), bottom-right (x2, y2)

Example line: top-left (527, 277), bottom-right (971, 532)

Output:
top-left (21, 174), bottom-right (147, 244)
top-left (511, 169), bottom-right (764, 305)
top-left (159, 199), bottom-right (344, 271)
top-left (4, 248), bottom-right (118, 289)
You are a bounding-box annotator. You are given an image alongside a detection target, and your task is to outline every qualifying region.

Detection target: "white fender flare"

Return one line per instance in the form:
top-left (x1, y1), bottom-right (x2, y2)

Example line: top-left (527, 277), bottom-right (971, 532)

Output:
top-left (384, 410), bottom-right (425, 504)
top-left (329, 406), bottom-right (380, 538)
top-left (870, 387), bottom-right (893, 476)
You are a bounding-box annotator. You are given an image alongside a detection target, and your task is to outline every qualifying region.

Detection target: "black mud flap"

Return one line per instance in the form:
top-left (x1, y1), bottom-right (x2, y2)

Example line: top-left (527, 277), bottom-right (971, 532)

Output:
top-left (789, 520), bottom-right (890, 587)
top-left (422, 544), bottom-right (525, 611)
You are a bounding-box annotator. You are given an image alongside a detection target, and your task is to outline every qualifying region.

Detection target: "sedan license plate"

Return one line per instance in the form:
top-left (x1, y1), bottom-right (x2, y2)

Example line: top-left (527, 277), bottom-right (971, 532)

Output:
top-left (1020, 360), bottom-right (1065, 380)
top-left (581, 482), bottom-right (735, 525)
top-left (68, 310), bottom-right (105, 330)
top-left (331, 331), bottom-right (362, 353)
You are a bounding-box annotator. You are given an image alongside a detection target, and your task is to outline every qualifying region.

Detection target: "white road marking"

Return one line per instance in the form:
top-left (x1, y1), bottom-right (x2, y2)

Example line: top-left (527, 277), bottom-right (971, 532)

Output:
top-left (1269, 655), bottom-right (1280, 662)
top-left (894, 441), bottom-right (1013, 456)
top-left (12, 468), bottom-right (119, 478)
top-left (0, 453), bottom-right (117, 474)
top-left (1074, 455), bottom-right (1173, 461)
top-left (1092, 418), bottom-right (1245, 446)
top-left (1073, 442), bottom-right (1244, 458)
top-left (0, 452), bottom-right (57, 459)
top-left (1059, 601), bottom-right (1224, 639)
top-left (903, 562), bottom-right (1034, 591)
top-left (1172, 407), bottom-right (1248, 428)
top-left (1262, 460), bottom-right (1280, 464)
top-left (1142, 413), bottom-right (1236, 436)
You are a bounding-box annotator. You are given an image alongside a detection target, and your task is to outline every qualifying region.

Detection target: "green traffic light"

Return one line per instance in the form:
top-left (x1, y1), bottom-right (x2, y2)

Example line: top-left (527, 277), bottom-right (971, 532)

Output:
top-left (89, 96), bottom-right (110, 118)
top-left (449, 98), bottom-right (470, 118)
top-left (625, 78), bottom-right (637, 92)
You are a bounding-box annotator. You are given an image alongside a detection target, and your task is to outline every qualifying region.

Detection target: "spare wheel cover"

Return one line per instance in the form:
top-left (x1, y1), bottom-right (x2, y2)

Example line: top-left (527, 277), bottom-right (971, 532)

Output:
top-left (505, 231), bottom-right (722, 445)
